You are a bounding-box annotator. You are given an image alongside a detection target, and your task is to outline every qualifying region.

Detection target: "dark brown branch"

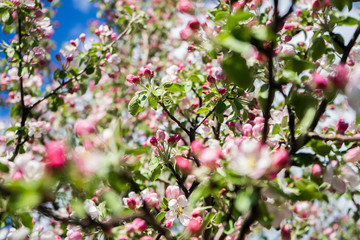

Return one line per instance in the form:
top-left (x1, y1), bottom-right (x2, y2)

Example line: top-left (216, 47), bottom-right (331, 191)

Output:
top-left (341, 22), bottom-right (360, 63)
top-left (307, 132), bottom-right (360, 142)
top-left (166, 162), bottom-right (189, 198)
top-left (159, 102), bottom-right (191, 136)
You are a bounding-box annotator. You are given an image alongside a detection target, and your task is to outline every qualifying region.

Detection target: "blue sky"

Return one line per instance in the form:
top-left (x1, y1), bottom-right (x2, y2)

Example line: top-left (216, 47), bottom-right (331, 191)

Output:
top-left (0, 0), bottom-right (98, 120)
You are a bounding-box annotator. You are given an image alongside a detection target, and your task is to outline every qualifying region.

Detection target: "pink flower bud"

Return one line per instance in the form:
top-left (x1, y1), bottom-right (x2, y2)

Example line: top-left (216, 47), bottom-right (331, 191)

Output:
top-left (110, 32), bottom-right (117, 40)
top-left (284, 35), bottom-right (292, 42)
top-left (74, 119), bottom-right (96, 136)
top-left (180, 26), bottom-right (193, 40)
top-left (12, 170), bottom-right (23, 180)
top-left (335, 118), bottom-right (348, 134)
top-left (281, 224), bottom-right (292, 240)
top-left (284, 23), bottom-right (296, 31)
top-left (266, 20), bottom-right (272, 26)
top-left (207, 75), bottom-right (215, 83)
top-left (45, 141), bottom-right (66, 167)
top-left (329, 64), bottom-right (349, 89)
top-left (143, 193), bottom-right (159, 208)
top-left (139, 236), bottom-right (153, 240)
top-left (177, 0), bottom-right (194, 14)
top-left (175, 155), bottom-right (192, 173)
top-left (191, 140), bottom-right (205, 155)
top-left (312, 72), bottom-right (328, 89)
top-left (165, 185), bottom-right (180, 199)
top-left (188, 19), bottom-right (200, 31)
top-left (312, 164), bottom-right (322, 178)
top-left (271, 149), bottom-right (290, 171)
top-left (133, 218), bottom-right (147, 231)
top-left (192, 209), bottom-right (202, 217)
top-left (164, 220), bottom-right (173, 228)
top-left (156, 130), bottom-right (165, 142)
top-left (70, 40), bottom-right (77, 46)
top-left (242, 123), bottom-right (253, 137)
top-left (79, 33), bottom-right (86, 42)
top-left (186, 217), bottom-right (202, 236)
top-left (344, 147), bottom-right (360, 163)
top-left (55, 54), bottom-right (62, 61)
top-left (227, 121), bottom-right (235, 130)
top-left (126, 74), bottom-right (140, 84)
top-left (218, 88), bottom-right (226, 94)
top-left (143, 68), bottom-right (154, 78)
top-left (68, 231), bottom-right (82, 240)
top-left (149, 136), bottom-right (158, 146)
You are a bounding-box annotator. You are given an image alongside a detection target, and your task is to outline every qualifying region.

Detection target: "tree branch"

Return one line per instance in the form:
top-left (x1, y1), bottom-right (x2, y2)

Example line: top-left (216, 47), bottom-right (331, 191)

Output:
top-left (307, 132), bottom-right (360, 142)
top-left (341, 22), bottom-right (360, 63)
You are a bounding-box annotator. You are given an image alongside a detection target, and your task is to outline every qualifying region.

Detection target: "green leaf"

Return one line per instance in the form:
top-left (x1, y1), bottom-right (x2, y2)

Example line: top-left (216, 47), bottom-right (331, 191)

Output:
top-left (163, 82), bottom-right (185, 93)
top-left (148, 95), bottom-right (158, 110)
top-left (0, 162), bottom-right (9, 173)
top-left (282, 56), bottom-right (313, 74)
top-left (235, 191), bottom-right (255, 213)
top-left (293, 179), bottom-right (320, 201)
top-left (128, 94), bottom-right (144, 116)
top-left (156, 212), bottom-right (166, 222)
top-left (290, 93), bottom-right (318, 120)
top-left (20, 213), bottom-right (33, 229)
top-left (292, 153), bottom-right (315, 167)
top-left (5, 47), bottom-right (15, 58)
top-left (214, 11), bottom-right (229, 22)
top-left (215, 101), bottom-right (227, 114)
top-left (2, 11), bottom-right (12, 25)
top-left (85, 67), bottom-right (95, 75)
top-left (189, 184), bottom-right (211, 208)
top-left (331, 0), bottom-right (346, 11)
top-left (222, 53), bottom-right (253, 89)
top-left (309, 37), bottom-right (326, 61)
top-left (311, 140), bottom-right (332, 156)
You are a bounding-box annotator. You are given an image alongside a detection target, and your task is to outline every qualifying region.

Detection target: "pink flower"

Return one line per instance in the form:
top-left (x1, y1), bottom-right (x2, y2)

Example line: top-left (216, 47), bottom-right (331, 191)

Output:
top-left (186, 216), bottom-right (202, 235)
top-left (33, 47), bottom-right (46, 59)
top-left (74, 119), bottom-right (96, 136)
top-left (312, 72), bottom-right (328, 89)
top-left (133, 218), bottom-right (147, 231)
top-left (344, 147), bottom-right (360, 163)
top-left (335, 118), bottom-right (348, 134)
top-left (312, 164), bottom-right (323, 178)
top-left (126, 198), bottom-right (137, 209)
top-left (45, 141), bottom-right (66, 167)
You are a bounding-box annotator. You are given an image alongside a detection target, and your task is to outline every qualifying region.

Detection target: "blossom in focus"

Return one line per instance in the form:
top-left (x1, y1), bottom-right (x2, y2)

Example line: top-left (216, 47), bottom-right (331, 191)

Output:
top-left (165, 195), bottom-right (191, 226)
top-left (229, 139), bottom-right (271, 178)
